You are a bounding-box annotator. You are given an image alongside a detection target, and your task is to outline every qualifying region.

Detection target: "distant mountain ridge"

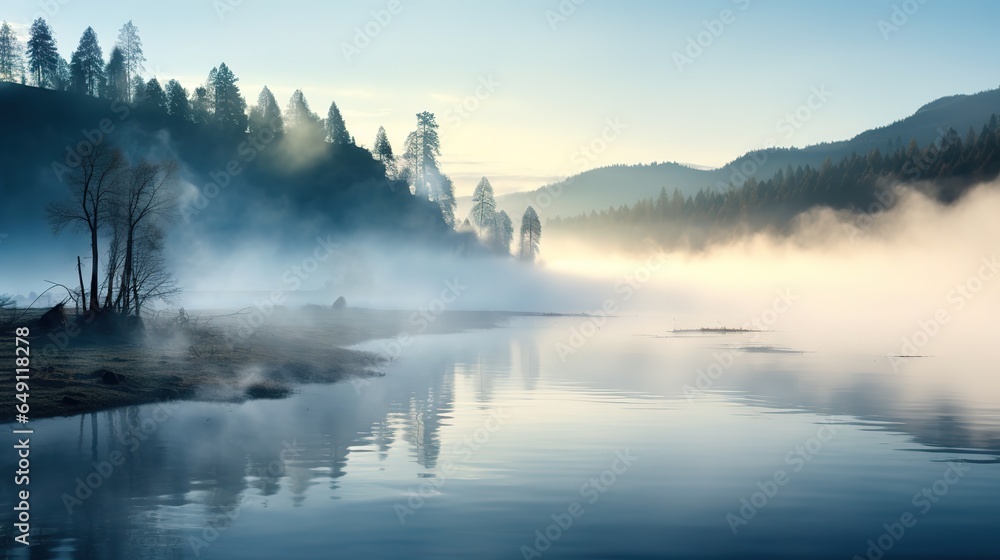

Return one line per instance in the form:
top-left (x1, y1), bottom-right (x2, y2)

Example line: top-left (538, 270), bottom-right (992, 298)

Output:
top-left (477, 87), bottom-right (1000, 221)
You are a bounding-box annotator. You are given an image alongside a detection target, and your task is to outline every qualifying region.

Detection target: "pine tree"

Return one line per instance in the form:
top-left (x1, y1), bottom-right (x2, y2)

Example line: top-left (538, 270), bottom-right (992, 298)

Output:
top-left (202, 67), bottom-right (218, 113)
top-left (0, 21), bottom-right (25, 83)
top-left (468, 177), bottom-right (497, 231)
top-left (70, 27), bottom-right (104, 97)
top-left (52, 55), bottom-right (72, 90)
top-left (165, 79), bottom-right (189, 119)
top-left (965, 126), bottom-right (977, 149)
top-left (285, 89), bottom-right (322, 142)
top-left (518, 206), bottom-right (541, 262)
top-left (325, 101), bottom-right (351, 144)
top-left (211, 63), bottom-right (247, 133)
top-left (492, 210), bottom-right (514, 255)
top-left (190, 86), bottom-right (211, 123)
top-left (372, 126), bottom-right (396, 176)
top-left (285, 90), bottom-right (315, 126)
top-left (143, 77), bottom-right (166, 110)
top-left (248, 86), bottom-right (284, 137)
top-left (436, 172), bottom-right (456, 227)
top-left (26, 18), bottom-right (58, 87)
top-left (116, 21), bottom-right (145, 101)
top-left (103, 46), bottom-right (127, 100)
top-left (131, 77), bottom-right (146, 104)
top-left (402, 112), bottom-right (442, 199)
top-left (401, 112), bottom-right (455, 223)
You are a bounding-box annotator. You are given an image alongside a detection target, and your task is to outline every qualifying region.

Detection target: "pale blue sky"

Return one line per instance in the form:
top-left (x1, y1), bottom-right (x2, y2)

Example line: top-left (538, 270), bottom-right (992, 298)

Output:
top-left (6, 0), bottom-right (999, 195)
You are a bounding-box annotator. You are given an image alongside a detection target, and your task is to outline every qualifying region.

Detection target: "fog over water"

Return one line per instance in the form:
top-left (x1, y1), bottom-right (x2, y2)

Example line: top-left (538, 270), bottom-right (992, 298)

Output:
top-left (165, 180), bottom-right (1000, 419)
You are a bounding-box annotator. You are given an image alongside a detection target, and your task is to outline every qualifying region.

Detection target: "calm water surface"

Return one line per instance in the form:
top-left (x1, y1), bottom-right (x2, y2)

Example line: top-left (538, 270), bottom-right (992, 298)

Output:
top-left (3, 316), bottom-right (998, 559)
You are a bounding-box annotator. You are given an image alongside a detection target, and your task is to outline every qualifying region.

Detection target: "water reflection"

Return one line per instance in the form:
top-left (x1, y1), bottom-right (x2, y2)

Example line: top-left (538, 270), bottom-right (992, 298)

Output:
top-left (2, 316), bottom-right (998, 559)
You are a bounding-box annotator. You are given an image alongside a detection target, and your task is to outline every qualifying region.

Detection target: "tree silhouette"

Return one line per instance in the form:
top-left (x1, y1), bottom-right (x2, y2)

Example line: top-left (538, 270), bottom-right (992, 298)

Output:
top-left (285, 89), bottom-right (323, 140)
top-left (436, 172), bottom-right (456, 227)
top-left (211, 63), bottom-right (247, 133)
top-left (46, 145), bottom-right (125, 312)
top-left (140, 77), bottom-right (166, 110)
top-left (401, 112), bottom-right (456, 224)
top-left (518, 206), bottom-right (541, 262)
top-left (128, 223), bottom-right (179, 315)
top-left (372, 126), bottom-right (396, 176)
top-left (70, 27), bottom-right (104, 97)
top-left (116, 20), bottom-right (145, 101)
top-left (326, 101), bottom-right (351, 144)
top-left (249, 86), bottom-right (284, 137)
top-left (191, 86), bottom-right (212, 122)
top-left (165, 79), bottom-right (190, 119)
top-left (200, 66), bottom-right (218, 114)
top-left (111, 160), bottom-right (177, 316)
top-left (27, 18), bottom-right (58, 87)
top-left (468, 177), bottom-right (497, 231)
top-left (103, 46), bottom-right (127, 101)
top-left (402, 112), bottom-right (441, 199)
top-left (492, 210), bottom-right (514, 255)
top-left (0, 21), bottom-right (25, 83)
top-left (52, 55), bottom-right (72, 91)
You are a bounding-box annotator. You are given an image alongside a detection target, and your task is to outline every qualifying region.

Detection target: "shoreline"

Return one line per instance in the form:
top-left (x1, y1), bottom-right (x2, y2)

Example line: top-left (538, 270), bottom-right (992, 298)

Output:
top-left (1, 307), bottom-right (528, 422)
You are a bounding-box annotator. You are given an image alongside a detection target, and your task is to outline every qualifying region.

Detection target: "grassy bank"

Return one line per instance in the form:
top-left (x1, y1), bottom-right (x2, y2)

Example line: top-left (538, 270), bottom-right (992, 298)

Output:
top-left (0, 307), bottom-right (509, 421)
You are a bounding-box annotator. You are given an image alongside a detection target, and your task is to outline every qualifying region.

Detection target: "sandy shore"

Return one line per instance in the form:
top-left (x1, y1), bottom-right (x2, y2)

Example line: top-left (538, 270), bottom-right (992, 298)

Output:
top-left (0, 307), bottom-right (511, 421)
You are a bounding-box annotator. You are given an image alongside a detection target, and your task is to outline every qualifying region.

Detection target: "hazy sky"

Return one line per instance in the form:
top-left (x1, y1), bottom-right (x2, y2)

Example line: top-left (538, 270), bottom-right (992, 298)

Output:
top-left (7, 0), bottom-right (1000, 195)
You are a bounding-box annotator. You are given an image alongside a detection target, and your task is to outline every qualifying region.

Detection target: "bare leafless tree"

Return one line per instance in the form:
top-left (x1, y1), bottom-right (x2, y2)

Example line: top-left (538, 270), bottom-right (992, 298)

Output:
top-left (129, 223), bottom-right (180, 316)
top-left (48, 149), bottom-right (179, 321)
top-left (46, 145), bottom-right (125, 313)
top-left (112, 160), bottom-right (177, 316)
top-left (102, 212), bottom-right (126, 309)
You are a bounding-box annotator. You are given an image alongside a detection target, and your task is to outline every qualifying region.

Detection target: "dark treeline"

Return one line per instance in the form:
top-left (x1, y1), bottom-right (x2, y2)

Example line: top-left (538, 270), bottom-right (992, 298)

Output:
top-left (0, 15), bottom-right (517, 323)
top-left (549, 116), bottom-right (1000, 248)
top-left (0, 17), bottom-right (466, 237)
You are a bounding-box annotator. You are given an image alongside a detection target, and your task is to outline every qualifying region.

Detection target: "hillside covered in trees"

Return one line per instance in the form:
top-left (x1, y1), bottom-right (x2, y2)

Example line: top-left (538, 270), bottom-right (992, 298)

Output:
top-left (549, 119), bottom-right (1000, 248)
top-left (0, 18), bottom-right (476, 245)
top-left (0, 16), bottom-right (548, 317)
top-left (490, 87), bottom-right (1000, 221)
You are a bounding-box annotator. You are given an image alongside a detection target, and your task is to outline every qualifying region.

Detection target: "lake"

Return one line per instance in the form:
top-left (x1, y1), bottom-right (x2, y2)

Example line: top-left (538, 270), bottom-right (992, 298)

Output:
top-left (3, 315), bottom-right (999, 559)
